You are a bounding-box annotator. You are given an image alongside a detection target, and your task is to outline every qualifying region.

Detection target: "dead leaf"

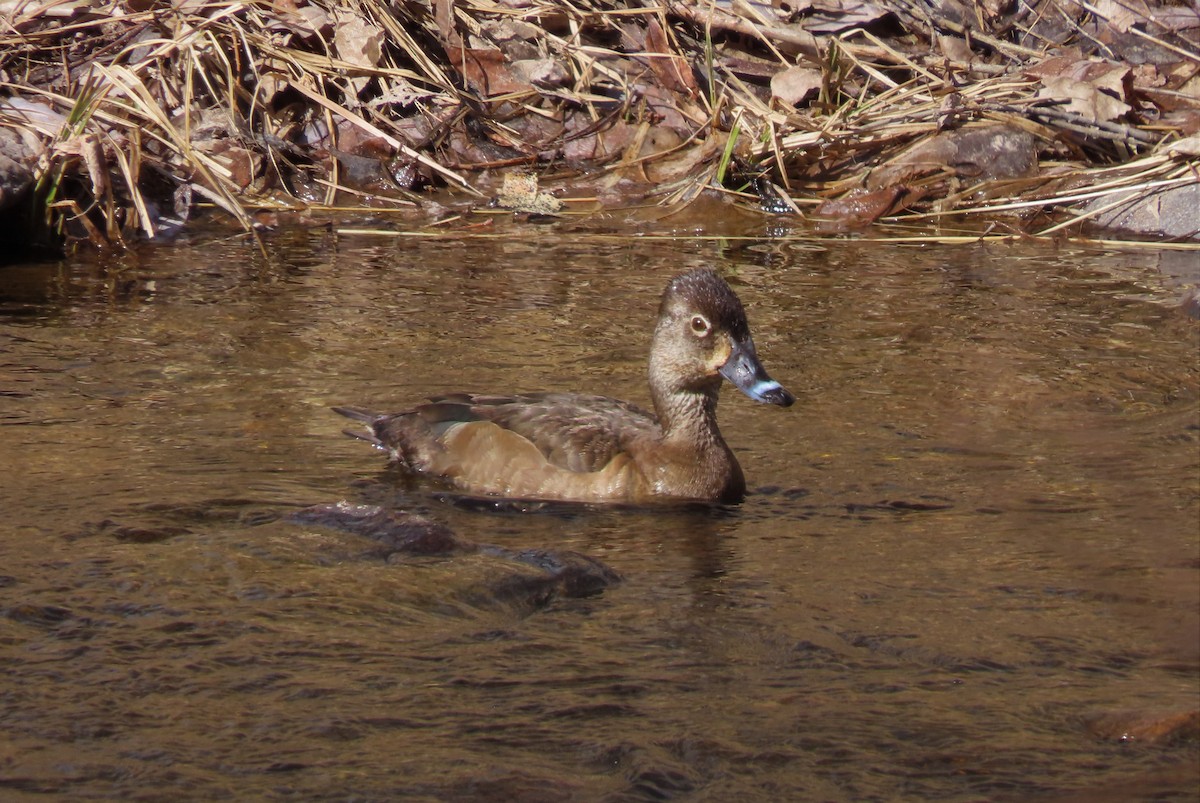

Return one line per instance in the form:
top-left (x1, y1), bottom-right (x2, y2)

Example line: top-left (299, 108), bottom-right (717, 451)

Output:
top-left (771, 66), bottom-right (822, 107)
top-left (635, 81), bottom-right (703, 136)
top-left (510, 58), bottom-right (571, 90)
top-left (813, 185), bottom-right (907, 229)
top-left (562, 117), bottom-right (639, 163)
top-left (334, 13), bottom-right (384, 69)
top-left (937, 33), bottom-right (974, 63)
top-left (445, 46), bottom-right (534, 98)
top-left (277, 3), bottom-right (330, 39)
top-left (1038, 75), bottom-right (1130, 124)
top-left (433, 0), bottom-right (458, 48)
top-left (80, 133), bottom-right (108, 200)
top-left (978, 0), bottom-right (1013, 18)
top-left (1031, 57), bottom-right (1132, 124)
top-left (643, 17), bottom-right (700, 97)
top-left (368, 78), bottom-right (438, 108)
top-left (0, 97), bottom-right (67, 138)
top-left (1165, 134), bottom-right (1200, 158)
top-left (936, 92), bottom-right (966, 130)
top-left (1067, 0), bottom-right (1198, 34)
top-left (799, 0), bottom-right (893, 34)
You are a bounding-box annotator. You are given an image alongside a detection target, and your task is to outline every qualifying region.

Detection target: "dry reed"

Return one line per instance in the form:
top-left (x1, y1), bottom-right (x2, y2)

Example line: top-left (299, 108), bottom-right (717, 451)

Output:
top-left (0, 0), bottom-right (1195, 248)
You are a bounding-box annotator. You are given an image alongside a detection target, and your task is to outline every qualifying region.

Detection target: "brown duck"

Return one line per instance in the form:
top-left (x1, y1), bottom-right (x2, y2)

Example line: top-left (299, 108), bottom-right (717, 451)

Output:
top-left (334, 269), bottom-right (793, 503)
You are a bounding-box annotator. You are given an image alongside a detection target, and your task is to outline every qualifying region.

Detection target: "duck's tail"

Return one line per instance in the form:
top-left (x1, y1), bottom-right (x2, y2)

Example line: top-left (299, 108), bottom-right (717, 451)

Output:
top-left (331, 406), bottom-right (385, 448)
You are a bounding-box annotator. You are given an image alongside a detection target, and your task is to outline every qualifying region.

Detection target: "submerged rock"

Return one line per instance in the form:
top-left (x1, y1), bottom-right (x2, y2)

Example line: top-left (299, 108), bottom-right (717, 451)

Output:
top-left (1083, 708), bottom-right (1200, 745)
top-left (289, 502), bottom-right (622, 603)
top-left (290, 502), bottom-right (468, 556)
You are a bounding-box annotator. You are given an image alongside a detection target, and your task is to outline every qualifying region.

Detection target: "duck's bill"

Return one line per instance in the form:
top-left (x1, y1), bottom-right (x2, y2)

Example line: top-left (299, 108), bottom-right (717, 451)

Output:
top-left (719, 340), bottom-right (795, 407)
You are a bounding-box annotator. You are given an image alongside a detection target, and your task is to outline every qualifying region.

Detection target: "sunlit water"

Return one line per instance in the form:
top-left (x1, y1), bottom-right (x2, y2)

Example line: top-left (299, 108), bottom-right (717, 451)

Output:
top-left (1, 216), bottom-right (1197, 800)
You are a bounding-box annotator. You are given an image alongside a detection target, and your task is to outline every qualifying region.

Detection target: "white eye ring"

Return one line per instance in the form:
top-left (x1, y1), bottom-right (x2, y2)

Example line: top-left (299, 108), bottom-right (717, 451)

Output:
top-left (689, 315), bottom-right (711, 336)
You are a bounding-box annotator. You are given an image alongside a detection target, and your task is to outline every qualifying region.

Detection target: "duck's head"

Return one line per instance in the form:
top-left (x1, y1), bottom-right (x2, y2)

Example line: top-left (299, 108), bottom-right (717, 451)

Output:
top-left (651, 268), bottom-right (794, 407)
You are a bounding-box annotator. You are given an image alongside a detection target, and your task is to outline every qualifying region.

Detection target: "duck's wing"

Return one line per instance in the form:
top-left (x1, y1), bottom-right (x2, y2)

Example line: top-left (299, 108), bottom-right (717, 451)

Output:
top-left (416, 392), bottom-right (661, 473)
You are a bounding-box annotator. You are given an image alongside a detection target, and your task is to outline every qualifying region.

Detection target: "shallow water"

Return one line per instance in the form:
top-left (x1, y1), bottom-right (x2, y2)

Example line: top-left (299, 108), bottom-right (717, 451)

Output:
top-left (1, 217), bottom-right (1197, 801)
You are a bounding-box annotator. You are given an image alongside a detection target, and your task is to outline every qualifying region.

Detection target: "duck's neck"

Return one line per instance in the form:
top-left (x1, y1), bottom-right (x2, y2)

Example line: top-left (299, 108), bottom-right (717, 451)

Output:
top-left (650, 373), bottom-right (725, 448)
top-left (648, 357), bottom-right (745, 502)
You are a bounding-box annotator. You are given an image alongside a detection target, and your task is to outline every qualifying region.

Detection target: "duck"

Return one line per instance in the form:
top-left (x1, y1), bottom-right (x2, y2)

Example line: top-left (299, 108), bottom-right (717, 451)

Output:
top-left (333, 268), bottom-right (794, 504)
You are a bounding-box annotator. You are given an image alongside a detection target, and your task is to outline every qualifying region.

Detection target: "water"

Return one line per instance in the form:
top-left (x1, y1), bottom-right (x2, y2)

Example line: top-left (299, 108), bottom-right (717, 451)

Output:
top-left (1, 218), bottom-right (1197, 800)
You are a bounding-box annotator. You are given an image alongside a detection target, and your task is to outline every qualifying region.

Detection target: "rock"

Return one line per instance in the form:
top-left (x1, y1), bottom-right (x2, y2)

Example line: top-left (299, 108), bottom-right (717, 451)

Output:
top-left (493, 173), bottom-right (563, 215)
top-left (290, 502), bottom-right (469, 556)
top-left (289, 502), bottom-right (622, 601)
top-left (1084, 708), bottom-right (1200, 744)
top-left (1080, 182), bottom-right (1200, 240)
top-left (0, 127), bottom-right (35, 213)
top-left (869, 125), bottom-right (1038, 189)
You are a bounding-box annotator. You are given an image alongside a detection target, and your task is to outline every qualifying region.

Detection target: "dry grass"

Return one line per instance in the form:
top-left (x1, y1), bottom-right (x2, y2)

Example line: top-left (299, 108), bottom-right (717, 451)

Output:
top-left (0, 0), bottom-right (1196, 249)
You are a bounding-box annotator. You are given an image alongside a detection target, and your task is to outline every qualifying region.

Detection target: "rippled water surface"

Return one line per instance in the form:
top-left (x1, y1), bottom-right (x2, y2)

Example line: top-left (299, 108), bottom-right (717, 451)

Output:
top-left (2, 218), bottom-right (1197, 801)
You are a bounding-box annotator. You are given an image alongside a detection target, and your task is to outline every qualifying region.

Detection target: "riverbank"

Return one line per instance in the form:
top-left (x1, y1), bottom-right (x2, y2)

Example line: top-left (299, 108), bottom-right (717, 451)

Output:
top-left (1, 0), bottom-right (1197, 253)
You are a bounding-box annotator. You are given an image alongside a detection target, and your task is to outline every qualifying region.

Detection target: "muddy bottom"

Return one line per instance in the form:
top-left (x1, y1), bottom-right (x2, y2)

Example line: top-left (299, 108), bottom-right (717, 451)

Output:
top-left (1, 218), bottom-right (1197, 800)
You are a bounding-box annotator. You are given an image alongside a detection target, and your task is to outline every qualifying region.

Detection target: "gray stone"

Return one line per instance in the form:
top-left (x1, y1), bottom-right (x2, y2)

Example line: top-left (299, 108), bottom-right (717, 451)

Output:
top-left (1081, 182), bottom-right (1200, 240)
top-left (0, 127), bottom-right (35, 212)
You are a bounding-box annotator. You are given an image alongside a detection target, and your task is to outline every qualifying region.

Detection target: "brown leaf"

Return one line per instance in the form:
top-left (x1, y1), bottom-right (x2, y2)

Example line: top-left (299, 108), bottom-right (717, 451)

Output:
top-left (276, 3), bottom-right (330, 38)
top-left (1038, 74), bottom-right (1130, 124)
top-left (978, 0), bottom-right (1013, 18)
top-left (670, 1), bottom-right (819, 59)
top-left (1072, 0), bottom-right (1198, 34)
top-left (771, 66), bottom-right (823, 106)
top-left (445, 46), bottom-right (534, 98)
top-left (936, 33), bottom-right (974, 63)
top-left (800, 0), bottom-right (893, 34)
top-left (510, 58), bottom-right (571, 90)
top-left (643, 17), bottom-right (700, 97)
top-left (1166, 134), bottom-right (1200, 157)
top-left (80, 133), bottom-right (108, 200)
top-left (1029, 56), bottom-right (1133, 124)
top-left (813, 185), bottom-right (907, 229)
top-left (637, 81), bottom-right (701, 136)
top-left (562, 117), bottom-right (639, 163)
top-left (333, 13), bottom-right (385, 69)
top-left (195, 140), bottom-right (261, 190)
top-left (433, 0), bottom-right (458, 47)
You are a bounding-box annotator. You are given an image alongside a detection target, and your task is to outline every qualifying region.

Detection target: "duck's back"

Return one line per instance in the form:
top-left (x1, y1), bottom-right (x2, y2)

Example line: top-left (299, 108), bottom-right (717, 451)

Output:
top-left (339, 393), bottom-right (667, 501)
top-left (425, 393), bottom-right (661, 473)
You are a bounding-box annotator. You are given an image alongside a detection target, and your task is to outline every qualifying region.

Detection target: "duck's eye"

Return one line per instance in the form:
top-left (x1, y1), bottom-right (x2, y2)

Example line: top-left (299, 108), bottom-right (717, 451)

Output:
top-left (689, 315), bottom-right (711, 336)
